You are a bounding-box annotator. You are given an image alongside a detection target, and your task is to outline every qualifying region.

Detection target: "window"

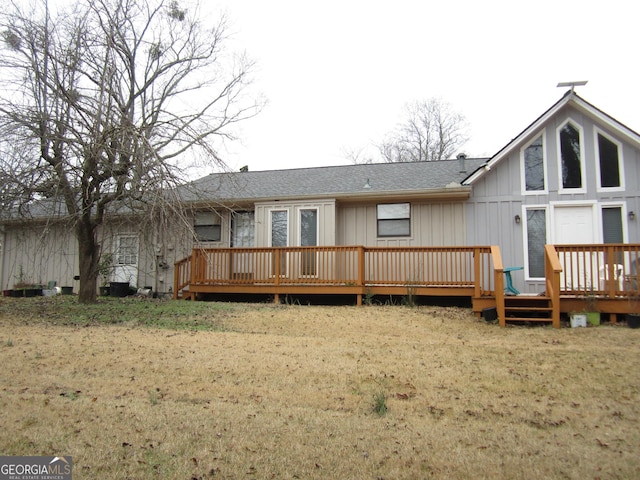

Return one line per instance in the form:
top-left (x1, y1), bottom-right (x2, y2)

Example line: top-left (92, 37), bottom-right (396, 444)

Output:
top-left (559, 122), bottom-right (583, 189)
top-left (602, 207), bottom-right (623, 244)
top-left (231, 211), bottom-right (255, 247)
top-left (523, 135), bottom-right (545, 192)
top-left (525, 209), bottom-right (547, 278)
top-left (377, 203), bottom-right (410, 237)
top-left (270, 210), bottom-right (288, 275)
top-left (300, 209), bottom-right (318, 276)
top-left (194, 211), bottom-right (221, 242)
top-left (270, 210), bottom-right (288, 247)
top-left (597, 132), bottom-right (622, 189)
top-left (300, 209), bottom-right (318, 247)
top-left (602, 206), bottom-right (624, 265)
top-left (116, 235), bottom-right (138, 265)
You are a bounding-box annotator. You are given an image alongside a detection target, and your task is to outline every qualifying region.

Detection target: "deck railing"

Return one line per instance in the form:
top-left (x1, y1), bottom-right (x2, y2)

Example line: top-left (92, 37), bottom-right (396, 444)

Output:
top-left (174, 254), bottom-right (192, 294)
top-left (174, 245), bottom-right (497, 299)
top-left (551, 243), bottom-right (640, 297)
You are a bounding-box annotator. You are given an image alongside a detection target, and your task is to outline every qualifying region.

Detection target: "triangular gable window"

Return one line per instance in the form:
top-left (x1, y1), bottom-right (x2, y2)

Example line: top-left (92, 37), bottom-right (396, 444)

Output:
top-left (522, 134), bottom-right (546, 193)
top-left (558, 121), bottom-right (584, 191)
top-left (596, 130), bottom-right (624, 190)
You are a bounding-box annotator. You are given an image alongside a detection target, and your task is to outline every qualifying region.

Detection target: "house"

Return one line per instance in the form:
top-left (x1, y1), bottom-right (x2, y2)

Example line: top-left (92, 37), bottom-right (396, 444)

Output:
top-left (1, 90), bottom-right (639, 323)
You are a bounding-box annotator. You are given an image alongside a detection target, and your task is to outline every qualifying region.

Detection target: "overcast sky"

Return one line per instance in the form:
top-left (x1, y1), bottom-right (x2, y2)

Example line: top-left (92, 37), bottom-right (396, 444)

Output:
top-left (208, 0), bottom-right (640, 172)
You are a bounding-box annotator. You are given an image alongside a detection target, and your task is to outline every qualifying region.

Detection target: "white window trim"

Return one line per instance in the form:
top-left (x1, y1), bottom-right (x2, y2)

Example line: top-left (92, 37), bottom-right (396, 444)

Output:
top-left (194, 210), bottom-right (223, 244)
top-left (557, 118), bottom-right (587, 195)
top-left (297, 207), bottom-right (319, 247)
top-left (268, 208), bottom-right (289, 247)
top-left (376, 202), bottom-right (412, 238)
top-left (522, 205), bottom-right (549, 281)
top-left (594, 127), bottom-right (625, 193)
top-left (268, 208), bottom-right (290, 278)
top-left (599, 201), bottom-right (630, 244)
top-left (297, 208), bottom-right (319, 278)
top-left (230, 211), bottom-right (255, 248)
top-left (520, 131), bottom-right (548, 195)
top-left (115, 234), bottom-right (139, 266)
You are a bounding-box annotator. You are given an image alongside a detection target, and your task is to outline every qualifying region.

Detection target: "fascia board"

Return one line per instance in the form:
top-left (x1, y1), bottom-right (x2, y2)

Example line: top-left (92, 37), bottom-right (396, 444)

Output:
top-left (463, 92), bottom-right (575, 186)
top-left (571, 95), bottom-right (640, 149)
top-left (190, 187), bottom-right (473, 207)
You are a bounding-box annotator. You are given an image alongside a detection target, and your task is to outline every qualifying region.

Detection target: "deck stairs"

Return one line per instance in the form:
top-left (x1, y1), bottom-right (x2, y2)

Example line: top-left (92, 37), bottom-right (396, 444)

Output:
top-left (503, 294), bottom-right (553, 324)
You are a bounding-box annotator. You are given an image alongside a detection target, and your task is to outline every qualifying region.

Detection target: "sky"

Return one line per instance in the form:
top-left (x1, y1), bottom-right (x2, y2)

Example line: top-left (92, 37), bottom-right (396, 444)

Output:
top-left (209, 0), bottom-right (640, 172)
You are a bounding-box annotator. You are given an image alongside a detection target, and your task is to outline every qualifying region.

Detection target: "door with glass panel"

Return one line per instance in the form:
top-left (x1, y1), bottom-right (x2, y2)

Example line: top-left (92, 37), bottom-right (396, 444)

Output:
top-left (300, 209), bottom-right (318, 276)
top-left (231, 212), bottom-right (255, 279)
top-left (113, 235), bottom-right (138, 287)
top-left (270, 210), bottom-right (288, 276)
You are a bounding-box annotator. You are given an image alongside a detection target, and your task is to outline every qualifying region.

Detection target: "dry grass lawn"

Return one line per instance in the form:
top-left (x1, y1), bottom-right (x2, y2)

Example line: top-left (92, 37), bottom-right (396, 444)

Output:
top-left (0, 296), bottom-right (639, 479)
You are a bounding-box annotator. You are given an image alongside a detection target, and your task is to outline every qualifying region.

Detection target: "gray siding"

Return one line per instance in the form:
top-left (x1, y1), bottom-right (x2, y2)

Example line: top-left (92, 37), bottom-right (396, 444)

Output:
top-left (337, 202), bottom-right (466, 247)
top-left (1, 219), bottom-right (165, 294)
top-left (1, 221), bottom-right (78, 290)
top-left (467, 104), bottom-right (640, 293)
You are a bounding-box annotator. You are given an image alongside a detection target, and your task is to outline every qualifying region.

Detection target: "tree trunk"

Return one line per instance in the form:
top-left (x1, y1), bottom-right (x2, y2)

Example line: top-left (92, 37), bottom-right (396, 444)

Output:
top-left (76, 220), bottom-right (100, 303)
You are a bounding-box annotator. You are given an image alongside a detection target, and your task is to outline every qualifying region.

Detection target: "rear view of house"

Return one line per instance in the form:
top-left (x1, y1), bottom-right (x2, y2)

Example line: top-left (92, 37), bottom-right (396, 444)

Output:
top-left (2, 90), bottom-right (639, 325)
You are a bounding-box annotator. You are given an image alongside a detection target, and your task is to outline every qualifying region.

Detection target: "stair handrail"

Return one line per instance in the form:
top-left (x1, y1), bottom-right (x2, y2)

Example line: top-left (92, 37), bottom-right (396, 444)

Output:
top-left (490, 245), bottom-right (505, 326)
top-left (544, 244), bottom-right (563, 328)
top-left (173, 254), bottom-right (192, 299)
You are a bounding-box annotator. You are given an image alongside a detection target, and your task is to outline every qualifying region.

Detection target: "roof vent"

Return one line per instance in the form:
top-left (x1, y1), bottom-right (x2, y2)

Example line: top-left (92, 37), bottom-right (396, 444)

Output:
top-left (457, 153), bottom-right (467, 173)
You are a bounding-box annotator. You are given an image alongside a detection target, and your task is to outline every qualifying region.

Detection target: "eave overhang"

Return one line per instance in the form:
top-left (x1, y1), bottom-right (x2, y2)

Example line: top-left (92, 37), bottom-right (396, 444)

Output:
top-left (184, 185), bottom-right (473, 209)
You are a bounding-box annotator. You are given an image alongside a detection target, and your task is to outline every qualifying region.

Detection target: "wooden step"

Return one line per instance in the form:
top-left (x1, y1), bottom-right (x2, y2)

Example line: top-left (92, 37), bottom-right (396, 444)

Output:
top-left (504, 316), bottom-right (553, 323)
top-left (503, 295), bottom-right (553, 323)
top-left (506, 306), bottom-right (553, 312)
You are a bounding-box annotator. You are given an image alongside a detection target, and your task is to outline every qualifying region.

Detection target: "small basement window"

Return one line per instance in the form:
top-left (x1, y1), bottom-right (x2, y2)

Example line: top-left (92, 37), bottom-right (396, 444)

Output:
top-left (377, 203), bottom-right (411, 237)
top-left (194, 211), bottom-right (222, 242)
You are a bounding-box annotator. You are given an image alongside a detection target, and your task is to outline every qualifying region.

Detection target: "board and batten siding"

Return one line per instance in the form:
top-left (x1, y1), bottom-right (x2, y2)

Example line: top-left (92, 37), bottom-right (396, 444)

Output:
top-left (0, 219), bottom-right (161, 293)
top-left (466, 103), bottom-right (640, 293)
top-left (1, 221), bottom-right (79, 290)
top-left (336, 202), bottom-right (466, 247)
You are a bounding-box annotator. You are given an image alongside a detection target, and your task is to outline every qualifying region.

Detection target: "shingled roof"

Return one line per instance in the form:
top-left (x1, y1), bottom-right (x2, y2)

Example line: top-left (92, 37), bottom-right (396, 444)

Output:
top-left (179, 157), bottom-right (488, 204)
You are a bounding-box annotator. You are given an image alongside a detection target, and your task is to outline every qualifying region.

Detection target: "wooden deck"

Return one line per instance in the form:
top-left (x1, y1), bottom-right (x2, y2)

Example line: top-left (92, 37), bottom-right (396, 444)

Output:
top-left (174, 244), bottom-right (640, 327)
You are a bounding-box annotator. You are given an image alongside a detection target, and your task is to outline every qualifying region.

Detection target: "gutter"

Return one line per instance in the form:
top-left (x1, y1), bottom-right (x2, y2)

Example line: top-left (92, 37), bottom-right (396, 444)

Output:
top-left (185, 186), bottom-right (474, 208)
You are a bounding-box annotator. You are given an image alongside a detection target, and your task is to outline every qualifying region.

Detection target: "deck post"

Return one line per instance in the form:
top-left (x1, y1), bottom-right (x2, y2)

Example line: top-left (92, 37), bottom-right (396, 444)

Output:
top-left (274, 249), bottom-right (281, 286)
top-left (357, 246), bottom-right (365, 306)
top-left (191, 250), bottom-right (198, 284)
top-left (473, 247), bottom-right (482, 300)
top-left (491, 246), bottom-right (505, 327)
top-left (173, 260), bottom-right (180, 300)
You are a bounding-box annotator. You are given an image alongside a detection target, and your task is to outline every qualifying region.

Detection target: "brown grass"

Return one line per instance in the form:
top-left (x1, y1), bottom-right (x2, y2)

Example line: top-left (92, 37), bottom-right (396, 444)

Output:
top-left (1, 298), bottom-right (639, 479)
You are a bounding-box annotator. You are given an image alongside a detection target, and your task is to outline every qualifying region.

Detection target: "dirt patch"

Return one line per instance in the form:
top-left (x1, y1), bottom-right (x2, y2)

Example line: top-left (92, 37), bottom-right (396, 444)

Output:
top-left (1, 300), bottom-right (639, 479)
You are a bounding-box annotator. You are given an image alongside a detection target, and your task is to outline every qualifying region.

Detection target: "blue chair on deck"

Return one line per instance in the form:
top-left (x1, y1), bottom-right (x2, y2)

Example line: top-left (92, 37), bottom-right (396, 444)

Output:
top-left (504, 267), bottom-right (523, 295)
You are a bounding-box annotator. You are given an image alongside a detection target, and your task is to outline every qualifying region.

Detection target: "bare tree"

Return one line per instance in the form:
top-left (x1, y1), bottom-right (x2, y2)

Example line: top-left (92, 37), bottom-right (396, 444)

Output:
top-left (341, 145), bottom-right (376, 165)
top-left (378, 98), bottom-right (469, 162)
top-left (0, 0), bottom-right (263, 302)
